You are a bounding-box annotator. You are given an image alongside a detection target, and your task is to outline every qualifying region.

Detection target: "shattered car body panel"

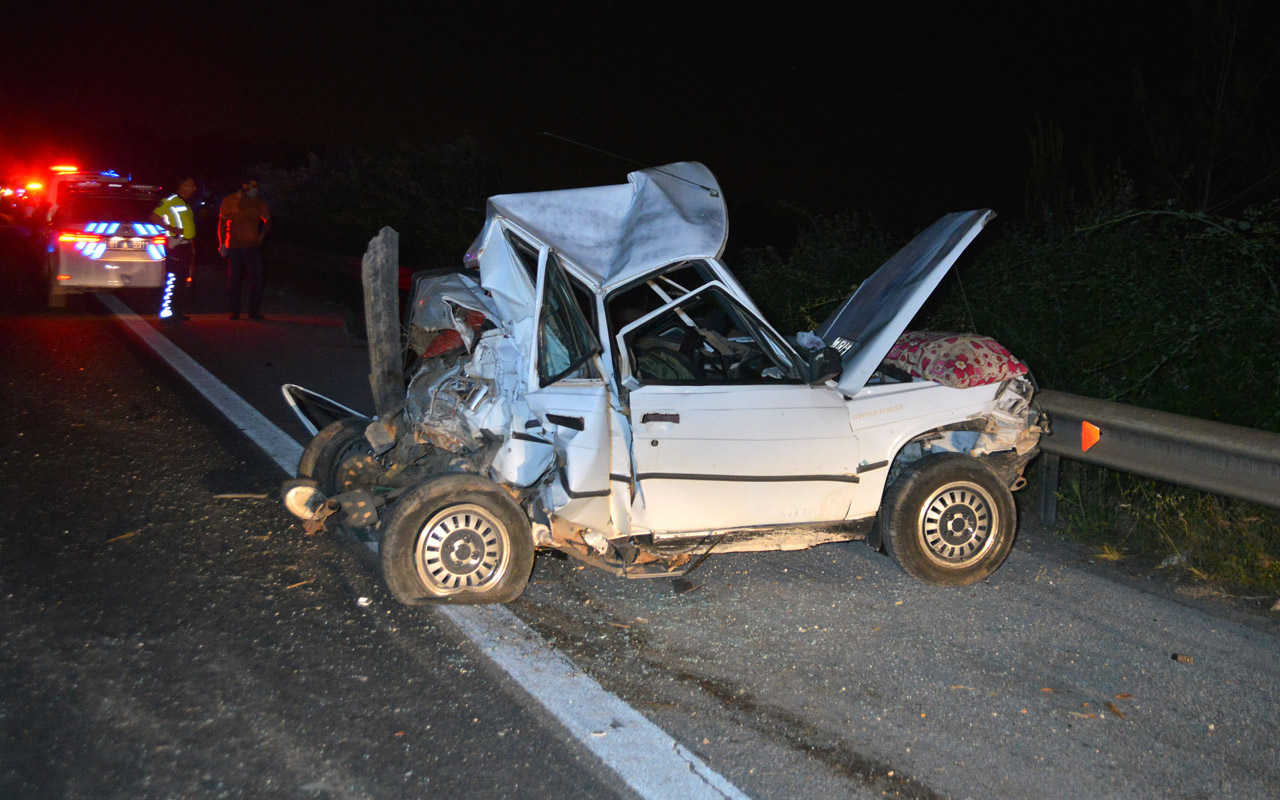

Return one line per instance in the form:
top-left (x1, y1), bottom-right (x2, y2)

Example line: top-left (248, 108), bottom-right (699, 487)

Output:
top-left (285, 162), bottom-right (1043, 599)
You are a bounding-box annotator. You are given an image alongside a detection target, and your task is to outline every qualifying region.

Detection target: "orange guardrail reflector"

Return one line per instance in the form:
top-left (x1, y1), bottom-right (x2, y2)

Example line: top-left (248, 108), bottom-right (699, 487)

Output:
top-left (1082, 420), bottom-right (1101, 452)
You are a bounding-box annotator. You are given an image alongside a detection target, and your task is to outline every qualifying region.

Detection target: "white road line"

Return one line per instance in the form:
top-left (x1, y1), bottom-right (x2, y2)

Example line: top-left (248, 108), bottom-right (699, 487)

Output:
top-left (101, 295), bottom-right (752, 800)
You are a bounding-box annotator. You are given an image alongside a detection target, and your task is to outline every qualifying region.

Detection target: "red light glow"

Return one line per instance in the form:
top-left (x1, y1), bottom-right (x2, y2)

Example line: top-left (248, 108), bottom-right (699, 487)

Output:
top-left (50, 165), bottom-right (79, 173)
top-left (58, 232), bottom-right (101, 242)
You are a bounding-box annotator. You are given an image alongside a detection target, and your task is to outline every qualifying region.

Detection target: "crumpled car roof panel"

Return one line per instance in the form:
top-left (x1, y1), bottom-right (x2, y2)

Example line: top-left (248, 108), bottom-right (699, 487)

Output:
top-left (473, 162), bottom-right (728, 292)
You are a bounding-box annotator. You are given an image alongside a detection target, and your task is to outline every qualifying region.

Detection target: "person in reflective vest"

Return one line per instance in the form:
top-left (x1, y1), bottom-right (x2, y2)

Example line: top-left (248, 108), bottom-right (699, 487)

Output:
top-left (151, 177), bottom-right (197, 321)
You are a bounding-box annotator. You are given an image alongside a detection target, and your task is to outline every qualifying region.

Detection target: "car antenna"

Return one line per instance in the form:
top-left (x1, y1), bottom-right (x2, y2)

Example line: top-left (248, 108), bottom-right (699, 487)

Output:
top-left (542, 132), bottom-right (719, 197)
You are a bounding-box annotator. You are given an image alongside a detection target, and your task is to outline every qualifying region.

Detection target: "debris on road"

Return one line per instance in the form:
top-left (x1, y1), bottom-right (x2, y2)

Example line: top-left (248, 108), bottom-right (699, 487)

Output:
top-left (1172, 653), bottom-right (1194, 664)
top-left (357, 596), bottom-right (372, 607)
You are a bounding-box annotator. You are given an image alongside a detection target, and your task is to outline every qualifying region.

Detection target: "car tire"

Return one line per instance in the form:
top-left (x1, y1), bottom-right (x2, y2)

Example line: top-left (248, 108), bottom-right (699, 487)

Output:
top-left (297, 417), bottom-right (374, 495)
top-left (881, 454), bottom-right (1016, 586)
top-left (379, 474), bottom-right (534, 606)
top-left (44, 256), bottom-right (66, 309)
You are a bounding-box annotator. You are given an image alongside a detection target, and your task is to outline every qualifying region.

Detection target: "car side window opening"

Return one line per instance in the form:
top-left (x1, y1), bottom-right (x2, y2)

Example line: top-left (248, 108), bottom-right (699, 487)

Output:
top-left (507, 227), bottom-right (597, 329)
top-left (604, 261), bottom-right (720, 379)
top-left (505, 229), bottom-right (540, 288)
top-left (538, 250), bottom-right (601, 385)
top-left (621, 285), bottom-right (801, 384)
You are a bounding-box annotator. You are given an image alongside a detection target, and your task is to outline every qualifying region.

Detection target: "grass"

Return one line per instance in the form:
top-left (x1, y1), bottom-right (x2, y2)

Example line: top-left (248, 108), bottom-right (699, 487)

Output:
top-left (1057, 462), bottom-right (1280, 597)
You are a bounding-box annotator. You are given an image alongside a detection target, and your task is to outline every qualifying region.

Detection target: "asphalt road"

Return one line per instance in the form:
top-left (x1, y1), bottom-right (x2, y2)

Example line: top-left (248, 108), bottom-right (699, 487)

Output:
top-left (3, 234), bottom-right (1279, 799)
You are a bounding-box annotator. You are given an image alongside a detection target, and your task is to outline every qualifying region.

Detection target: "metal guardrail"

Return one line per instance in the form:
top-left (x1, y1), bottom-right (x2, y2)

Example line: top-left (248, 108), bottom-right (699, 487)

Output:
top-left (1034, 389), bottom-right (1280, 524)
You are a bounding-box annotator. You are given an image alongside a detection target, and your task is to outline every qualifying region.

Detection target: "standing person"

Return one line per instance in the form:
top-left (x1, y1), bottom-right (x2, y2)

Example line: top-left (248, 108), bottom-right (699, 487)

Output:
top-left (151, 176), bottom-right (197, 321)
top-left (218, 173), bottom-right (271, 320)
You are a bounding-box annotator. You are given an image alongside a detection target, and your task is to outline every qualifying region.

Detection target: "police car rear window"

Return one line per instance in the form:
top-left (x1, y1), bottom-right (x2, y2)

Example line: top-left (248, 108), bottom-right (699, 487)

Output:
top-left (60, 196), bottom-right (159, 223)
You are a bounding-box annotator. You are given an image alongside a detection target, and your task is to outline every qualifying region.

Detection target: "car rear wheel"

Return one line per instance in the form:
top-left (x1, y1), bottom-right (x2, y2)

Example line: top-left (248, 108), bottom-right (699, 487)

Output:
top-left (881, 454), bottom-right (1016, 586)
top-left (297, 417), bottom-right (375, 495)
top-left (379, 474), bottom-right (534, 605)
top-left (44, 256), bottom-right (66, 309)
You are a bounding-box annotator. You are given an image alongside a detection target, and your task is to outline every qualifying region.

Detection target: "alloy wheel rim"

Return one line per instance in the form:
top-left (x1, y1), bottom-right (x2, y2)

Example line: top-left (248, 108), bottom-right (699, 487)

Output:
top-left (916, 480), bottom-right (999, 568)
top-left (415, 503), bottom-right (509, 594)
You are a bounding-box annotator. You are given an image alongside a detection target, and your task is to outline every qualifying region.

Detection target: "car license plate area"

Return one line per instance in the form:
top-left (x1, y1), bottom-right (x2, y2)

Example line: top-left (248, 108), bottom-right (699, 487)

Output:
top-left (108, 238), bottom-right (146, 250)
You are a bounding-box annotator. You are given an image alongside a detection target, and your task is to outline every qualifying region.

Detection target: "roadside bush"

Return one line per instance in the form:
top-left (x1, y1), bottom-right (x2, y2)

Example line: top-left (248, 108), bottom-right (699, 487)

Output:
top-left (257, 140), bottom-right (501, 266)
top-left (735, 212), bottom-right (899, 334)
top-left (927, 201), bottom-right (1280, 432)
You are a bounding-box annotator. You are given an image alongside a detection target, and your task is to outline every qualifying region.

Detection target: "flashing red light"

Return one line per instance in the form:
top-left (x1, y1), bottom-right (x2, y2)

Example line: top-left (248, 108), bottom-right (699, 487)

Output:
top-left (26, 182), bottom-right (43, 191)
top-left (50, 165), bottom-right (80, 173)
top-left (152, 236), bottom-right (167, 246)
top-left (58, 232), bottom-right (102, 243)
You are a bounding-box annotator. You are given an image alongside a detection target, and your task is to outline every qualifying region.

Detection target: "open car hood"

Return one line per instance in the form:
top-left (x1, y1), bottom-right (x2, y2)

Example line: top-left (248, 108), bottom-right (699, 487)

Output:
top-left (816, 209), bottom-right (994, 395)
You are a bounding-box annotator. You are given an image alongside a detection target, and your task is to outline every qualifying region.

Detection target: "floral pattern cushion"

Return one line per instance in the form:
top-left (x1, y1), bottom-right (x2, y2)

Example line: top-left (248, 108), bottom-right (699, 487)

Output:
top-left (886, 331), bottom-right (1028, 388)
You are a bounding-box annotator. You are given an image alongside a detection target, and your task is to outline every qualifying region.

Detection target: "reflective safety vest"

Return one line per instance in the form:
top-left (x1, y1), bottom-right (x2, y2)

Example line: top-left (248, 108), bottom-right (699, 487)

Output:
top-left (153, 194), bottom-right (195, 242)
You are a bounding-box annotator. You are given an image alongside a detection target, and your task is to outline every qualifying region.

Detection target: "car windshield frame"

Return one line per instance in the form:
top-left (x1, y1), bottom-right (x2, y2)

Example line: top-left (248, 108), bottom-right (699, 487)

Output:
top-left (615, 281), bottom-right (803, 387)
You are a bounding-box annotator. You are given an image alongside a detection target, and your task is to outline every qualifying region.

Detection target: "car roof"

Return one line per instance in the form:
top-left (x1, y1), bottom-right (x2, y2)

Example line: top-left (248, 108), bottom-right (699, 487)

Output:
top-left (473, 162), bottom-right (729, 293)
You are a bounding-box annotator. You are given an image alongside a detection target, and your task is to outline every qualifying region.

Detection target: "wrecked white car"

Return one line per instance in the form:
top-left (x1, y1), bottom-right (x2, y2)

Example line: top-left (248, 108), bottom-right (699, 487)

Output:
top-left (281, 162), bottom-right (1041, 605)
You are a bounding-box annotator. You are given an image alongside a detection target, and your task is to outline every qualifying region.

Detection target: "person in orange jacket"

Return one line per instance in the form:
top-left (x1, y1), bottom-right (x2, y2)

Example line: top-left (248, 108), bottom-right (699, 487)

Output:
top-left (218, 173), bottom-right (271, 320)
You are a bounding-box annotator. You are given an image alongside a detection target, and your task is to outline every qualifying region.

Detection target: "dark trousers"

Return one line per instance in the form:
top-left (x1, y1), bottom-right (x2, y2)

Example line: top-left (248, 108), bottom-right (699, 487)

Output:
top-left (225, 246), bottom-right (264, 315)
top-left (162, 241), bottom-right (193, 315)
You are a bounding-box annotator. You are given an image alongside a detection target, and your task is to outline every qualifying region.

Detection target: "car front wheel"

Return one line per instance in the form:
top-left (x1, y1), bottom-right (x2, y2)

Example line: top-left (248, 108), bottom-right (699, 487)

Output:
top-left (380, 474), bottom-right (534, 605)
top-left (881, 454), bottom-right (1016, 586)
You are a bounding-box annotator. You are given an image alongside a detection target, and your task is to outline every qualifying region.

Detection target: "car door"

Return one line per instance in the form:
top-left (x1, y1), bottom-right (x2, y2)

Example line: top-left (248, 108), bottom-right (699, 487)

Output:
top-left (522, 247), bottom-right (618, 534)
top-left (616, 282), bottom-right (861, 535)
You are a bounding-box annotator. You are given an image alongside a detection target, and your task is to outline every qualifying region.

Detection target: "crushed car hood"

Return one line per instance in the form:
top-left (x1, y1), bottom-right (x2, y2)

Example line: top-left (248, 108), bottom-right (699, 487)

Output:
top-left (816, 209), bottom-right (995, 396)
top-left (473, 161), bottom-right (728, 292)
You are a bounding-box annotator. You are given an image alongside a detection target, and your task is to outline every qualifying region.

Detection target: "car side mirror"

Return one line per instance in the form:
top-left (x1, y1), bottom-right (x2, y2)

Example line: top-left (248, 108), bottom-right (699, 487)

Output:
top-left (805, 346), bottom-right (843, 385)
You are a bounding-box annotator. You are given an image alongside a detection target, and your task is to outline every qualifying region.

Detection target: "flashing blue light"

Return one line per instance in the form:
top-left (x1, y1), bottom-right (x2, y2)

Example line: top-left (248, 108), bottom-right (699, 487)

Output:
top-left (159, 272), bottom-right (176, 318)
top-left (147, 244), bottom-right (165, 260)
top-left (106, 222), bottom-right (120, 234)
top-left (74, 242), bottom-right (86, 252)
top-left (87, 242), bottom-right (107, 260)
top-left (101, 170), bottom-right (120, 178)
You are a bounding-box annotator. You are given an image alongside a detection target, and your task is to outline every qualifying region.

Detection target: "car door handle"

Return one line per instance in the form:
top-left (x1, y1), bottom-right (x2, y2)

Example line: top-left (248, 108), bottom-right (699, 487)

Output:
top-left (546, 413), bottom-right (585, 431)
top-left (642, 412), bottom-right (680, 424)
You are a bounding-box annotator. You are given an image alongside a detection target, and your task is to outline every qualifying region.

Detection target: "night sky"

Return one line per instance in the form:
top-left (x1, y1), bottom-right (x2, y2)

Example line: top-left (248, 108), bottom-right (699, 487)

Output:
top-left (3, 1), bottom-right (1275, 234)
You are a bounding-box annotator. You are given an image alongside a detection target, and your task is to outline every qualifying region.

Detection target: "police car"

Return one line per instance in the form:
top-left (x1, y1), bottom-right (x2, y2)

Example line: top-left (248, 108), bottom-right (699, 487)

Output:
top-left (40, 174), bottom-right (168, 307)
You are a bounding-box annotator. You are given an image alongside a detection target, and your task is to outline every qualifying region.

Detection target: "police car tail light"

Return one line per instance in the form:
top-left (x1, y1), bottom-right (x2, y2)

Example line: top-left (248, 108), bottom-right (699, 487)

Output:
top-left (58, 231), bottom-right (102, 243)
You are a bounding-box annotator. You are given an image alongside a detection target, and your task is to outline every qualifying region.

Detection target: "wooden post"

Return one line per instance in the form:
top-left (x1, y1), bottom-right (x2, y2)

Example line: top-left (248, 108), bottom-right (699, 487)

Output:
top-left (362, 227), bottom-right (403, 419)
